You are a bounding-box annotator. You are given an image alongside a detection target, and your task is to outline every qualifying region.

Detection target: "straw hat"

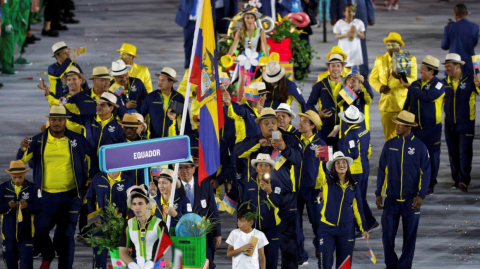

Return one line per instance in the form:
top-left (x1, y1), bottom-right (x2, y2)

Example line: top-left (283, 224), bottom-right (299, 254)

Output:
top-left (326, 151), bottom-right (353, 172)
top-left (155, 67), bottom-right (178, 83)
top-left (5, 160), bottom-right (30, 174)
top-left (157, 169), bottom-right (182, 188)
top-left (118, 113), bottom-right (143, 128)
top-left (442, 53), bottom-right (465, 66)
top-left (298, 110), bottom-right (322, 130)
top-left (421, 55), bottom-right (440, 71)
top-left (61, 66), bottom-right (85, 85)
top-left (45, 105), bottom-right (71, 118)
top-left (52, 41), bottom-right (69, 56)
top-left (110, 60), bottom-right (132, 77)
top-left (391, 110), bottom-right (418, 127)
top-left (383, 32), bottom-right (405, 47)
top-left (338, 105), bottom-right (365, 124)
top-left (126, 185), bottom-right (156, 210)
top-left (262, 61), bottom-right (285, 83)
top-left (255, 107), bottom-right (282, 124)
top-left (117, 43), bottom-right (138, 58)
top-left (326, 46), bottom-right (348, 65)
top-left (251, 153), bottom-right (275, 168)
top-left (134, 113), bottom-right (148, 131)
top-left (249, 81), bottom-right (269, 94)
top-left (96, 92), bottom-right (119, 108)
top-left (89, 66), bottom-right (111, 80)
top-left (275, 103), bottom-right (296, 119)
top-left (179, 157), bottom-right (198, 167)
top-left (241, 5), bottom-right (261, 19)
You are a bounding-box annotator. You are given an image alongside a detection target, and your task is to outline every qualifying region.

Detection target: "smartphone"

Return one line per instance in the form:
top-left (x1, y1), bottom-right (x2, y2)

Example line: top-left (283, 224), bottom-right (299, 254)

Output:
top-left (169, 100), bottom-right (184, 115)
top-left (78, 47), bottom-right (87, 55)
top-left (400, 72), bottom-right (408, 83)
top-left (271, 131), bottom-right (280, 140)
top-left (326, 107), bottom-right (336, 114)
top-left (39, 78), bottom-right (45, 87)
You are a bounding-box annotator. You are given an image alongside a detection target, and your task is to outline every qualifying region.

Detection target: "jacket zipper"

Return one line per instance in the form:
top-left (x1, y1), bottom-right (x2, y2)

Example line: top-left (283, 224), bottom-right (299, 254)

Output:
top-left (70, 142), bottom-right (80, 198)
top-left (337, 186), bottom-right (346, 225)
top-left (400, 137), bottom-right (405, 200)
top-left (417, 99), bottom-right (422, 129)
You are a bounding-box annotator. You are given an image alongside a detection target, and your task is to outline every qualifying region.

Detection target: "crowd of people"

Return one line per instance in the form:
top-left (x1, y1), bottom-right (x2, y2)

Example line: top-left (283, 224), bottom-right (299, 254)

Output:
top-left (1, 1), bottom-right (479, 269)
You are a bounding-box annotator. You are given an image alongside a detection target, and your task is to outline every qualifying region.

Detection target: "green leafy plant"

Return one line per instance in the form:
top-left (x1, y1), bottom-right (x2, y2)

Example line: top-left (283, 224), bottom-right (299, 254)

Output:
top-left (269, 18), bottom-right (317, 81)
top-left (83, 199), bottom-right (126, 254)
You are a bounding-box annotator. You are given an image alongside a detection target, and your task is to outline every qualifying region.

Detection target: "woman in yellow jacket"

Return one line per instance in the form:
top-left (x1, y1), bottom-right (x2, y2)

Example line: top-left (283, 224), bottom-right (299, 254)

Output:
top-left (369, 32), bottom-right (417, 141)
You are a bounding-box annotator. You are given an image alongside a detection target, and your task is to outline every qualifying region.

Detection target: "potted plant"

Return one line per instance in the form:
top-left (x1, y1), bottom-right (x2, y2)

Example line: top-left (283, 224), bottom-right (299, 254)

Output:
top-left (83, 199), bottom-right (127, 269)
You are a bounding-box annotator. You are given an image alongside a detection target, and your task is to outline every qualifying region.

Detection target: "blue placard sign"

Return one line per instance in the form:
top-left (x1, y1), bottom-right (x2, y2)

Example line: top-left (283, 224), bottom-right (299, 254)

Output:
top-left (98, 136), bottom-right (191, 173)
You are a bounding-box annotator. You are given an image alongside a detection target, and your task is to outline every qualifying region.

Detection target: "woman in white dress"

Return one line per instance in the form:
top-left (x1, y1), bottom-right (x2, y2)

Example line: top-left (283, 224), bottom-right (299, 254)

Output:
top-left (333, 4), bottom-right (365, 67)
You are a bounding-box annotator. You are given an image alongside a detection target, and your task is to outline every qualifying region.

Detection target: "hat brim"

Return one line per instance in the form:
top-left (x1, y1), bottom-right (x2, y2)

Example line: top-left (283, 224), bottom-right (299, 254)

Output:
top-left (89, 75), bottom-right (111, 80)
top-left (5, 167), bottom-right (30, 174)
top-left (255, 115), bottom-right (282, 124)
top-left (275, 109), bottom-right (296, 119)
top-left (338, 111), bottom-right (365, 125)
top-left (179, 161), bottom-right (198, 167)
top-left (45, 114), bottom-right (72, 118)
top-left (61, 72), bottom-right (86, 85)
top-left (110, 65), bottom-right (133, 77)
top-left (154, 73), bottom-right (179, 83)
top-left (241, 11), bottom-right (261, 19)
top-left (421, 62), bottom-right (439, 71)
top-left (262, 66), bottom-right (286, 83)
top-left (251, 159), bottom-right (275, 168)
top-left (117, 49), bottom-right (138, 58)
top-left (326, 51), bottom-right (348, 62)
top-left (325, 60), bottom-right (347, 66)
top-left (118, 121), bottom-right (143, 128)
top-left (52, 46), bottom-right (70, 57)
top-left (391, 116), bottom-right (418, 127)
top-left (127, 193), bottom-right (156, 210)
top-left (326, 156), bottom-right (353, 171)
top-left (383, 38), bottom-right (405, 47)
top-left (298, 112), bottom-right (322, 130)
top-left (96, 99), bottom-right (120, 108)
top-left (442, 60), bottom-right (465, 66)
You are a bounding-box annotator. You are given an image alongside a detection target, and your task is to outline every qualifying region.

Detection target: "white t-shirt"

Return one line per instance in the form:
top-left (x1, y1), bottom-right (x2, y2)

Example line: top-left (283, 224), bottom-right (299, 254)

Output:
top-left (333, 18), bottom-right (365, 67)
top-left (226, 228), bottom-right (269, 269)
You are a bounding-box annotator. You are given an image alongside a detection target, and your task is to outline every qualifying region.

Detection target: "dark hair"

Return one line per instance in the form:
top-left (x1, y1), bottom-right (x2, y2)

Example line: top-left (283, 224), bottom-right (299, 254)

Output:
top-left (131, 193), bottom-right (149, 204)
top-left (426, 67), bottom-right (439, 77)
top-left (343, 3), bottom-right (354, 12)
top-left (265, 76), bottom-right (288, 103)
top-left (454, 4), bottom-right (468, 16)
top-left (237, 209), bottom-right (255, 222)
top-left (330, 162), bottom-right (355, 189)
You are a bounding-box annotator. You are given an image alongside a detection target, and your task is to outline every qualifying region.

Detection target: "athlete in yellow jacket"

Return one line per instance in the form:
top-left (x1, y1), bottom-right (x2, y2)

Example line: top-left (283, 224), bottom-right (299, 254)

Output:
top-left (117, 43), bottom-right (153, 93)
top-left (369, 32), bottom-right (417, 141)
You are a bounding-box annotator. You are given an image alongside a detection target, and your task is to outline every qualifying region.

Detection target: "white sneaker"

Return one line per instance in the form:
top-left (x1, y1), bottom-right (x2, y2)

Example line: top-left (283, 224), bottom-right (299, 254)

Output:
top-left (387, 4), bottom-right (393, 11)
top-left (393, 4), bottom-right (399, 10)
top-left (299, 260), bottom-right (309, 267)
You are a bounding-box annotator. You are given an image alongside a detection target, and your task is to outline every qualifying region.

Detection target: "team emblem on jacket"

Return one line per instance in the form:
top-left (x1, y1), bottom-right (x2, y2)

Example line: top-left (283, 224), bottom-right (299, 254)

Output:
top-left (460, 83), bottom-right (466, 89)
top-left (424, 84), bottom-right (431, 90)
top-left (174, 203), bottom-right (178, 210)
top-left (131, 85), bottom-right (137, 92)
top-left (2, 245), bottom-right (5, 252)
top-left (108, 125), bottom-right (115, 132)
top-left (310, 143), bottom-right (317, 151)
top-left (236, 173), bottom-right (242, 180)
top-left (117, 184), bottom-right (124, 191)
top-left (319, 238), bottom-right (323, 245)
top-left (408, 147), bottom-right (415, 155)
top-left (22, 192), bottom-right (30, 200)
top-left (71, 139), bottom-right (77, 147)
top-left (201, 199), bottom-right (207, 208)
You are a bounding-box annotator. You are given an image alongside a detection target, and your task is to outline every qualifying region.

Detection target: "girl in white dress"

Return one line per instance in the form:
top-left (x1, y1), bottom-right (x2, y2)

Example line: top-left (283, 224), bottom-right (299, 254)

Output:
top-left (333, 4), bottom-right (365, 67)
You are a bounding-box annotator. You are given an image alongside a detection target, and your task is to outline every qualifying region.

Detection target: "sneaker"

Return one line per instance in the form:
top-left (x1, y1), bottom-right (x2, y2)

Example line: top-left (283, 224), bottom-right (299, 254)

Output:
top-left (33, 252), bottom-right (42, 259)
top-left (355, 230), bottom-right (365, 240)
top-left (39, 260), bottom-right (52, 269)
top-left (427, 187), bottom-right (434, 195)
top-left (298, 258), bottom-right (309, 267)
top-left (387, 4), bottom-right (393, 11)
top-left (393, 4), bottom-right (399, 10)
top-left (42, 29), bottom-right (59, 37)
top-left (459, 183), bottom-right (468, 192)
top-left (451, 183), bottom-right (459, 190)
top-left (368, 222), bottom-right (381, 232)
top-left (15, 57), bottom-right (33, 65)
top-left (75, 234), bottom-right (91, 246)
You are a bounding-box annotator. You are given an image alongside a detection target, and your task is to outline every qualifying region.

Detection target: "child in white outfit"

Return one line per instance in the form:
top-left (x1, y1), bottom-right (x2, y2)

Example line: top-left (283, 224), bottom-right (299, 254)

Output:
top-left (226, 209), bottom-right (268, 269)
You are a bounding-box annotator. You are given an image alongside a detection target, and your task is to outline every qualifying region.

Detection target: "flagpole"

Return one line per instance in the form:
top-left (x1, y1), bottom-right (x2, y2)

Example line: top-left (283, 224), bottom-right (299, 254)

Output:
top-left (166, 0), bottom-right (206, 231)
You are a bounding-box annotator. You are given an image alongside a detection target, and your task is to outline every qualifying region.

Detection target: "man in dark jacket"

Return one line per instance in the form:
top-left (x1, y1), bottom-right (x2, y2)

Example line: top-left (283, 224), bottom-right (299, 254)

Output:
top-left (1, 161), bottom-right (42, 269)
top-left (441, 3), bottom-right (479, 77)
top-left (17, 105), bottom-right (95, 269)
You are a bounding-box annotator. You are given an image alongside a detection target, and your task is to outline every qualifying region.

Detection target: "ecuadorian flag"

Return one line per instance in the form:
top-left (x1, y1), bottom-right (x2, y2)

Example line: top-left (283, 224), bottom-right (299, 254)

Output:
top-left (189, 0), bottom-right (224, 185)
